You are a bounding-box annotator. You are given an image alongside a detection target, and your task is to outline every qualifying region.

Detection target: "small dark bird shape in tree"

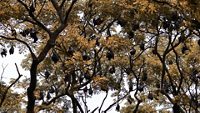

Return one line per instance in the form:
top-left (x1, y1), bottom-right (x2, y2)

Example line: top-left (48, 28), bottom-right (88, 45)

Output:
top-left (88, 3), bottom-right (93, 7)
top-left (156, 82), bottom-right (160, 88)
top-left (142, 72), bottom-right (148, 81)
top-left (51, 52), bottom-right (59, 63)
top-left (127, 95), bottom-right (134, 104)
top-left (88, 86), bottom-right (93, 95)
top-left (129, 82), bottom-right (133, 91)
top-left (64, 75), bottom-right (71, 83)
top-left (117, 19), bottom-right (126, 27)
top-left (181, 46), bottom-right (189, 54)
top-left (171, 12), bottom-right (179, 22)
top-left (66, 47), bottom-right (74, 57)
top-left (116, 104), bottom-right (120, 111)
top-left (168, 60), bottom-right (173, 65)
top-left (44, 70), bottom-right (50, 79)
top-left (84, 72), bottom-right (91, 80)
top-left (46, 92), bottom-right (51, 100)
top-left (140, 42), bottom-right (145, 51)
top-left (130, 48), bottom-right (136, 55)
top-left (126, 68), bottom-right (131, 75)
top-left (127, 31), bottom-right (134, 39)
top-left (79, 76), bottom-right (84, 84)
top-left (11, 29), bottom-right (17, 36)
top-left (9, 46), bottom-right (14, 55)
top-left (30, 31), bottom-right (38, 43)
top-left (109, 66), bottom-right (115, 74)
top-left (1, 49), bottom-right (7, 57)
top-left (137, 85), bottom-right (144, 92)
top-left (82, 52), bottom-right (90, 61)
top-left (147, 92), bottom-right (153, 100)
top-left (132, 23), bottom-right (139, 31)
top-left (191, 19), bottom-right (200, 29)
top-left (152, 49), bottom-right (157, 55)
top-left (96, 39), bottom-right (100, 46)
top-left (83, 86), bottom-right (87, 93)
top-left (29, 3), bottom-right (35, 13)
top-left (163, 20), bottom-right (170, 29)
top-left (49, 87), bottom-right (55, 93)
top-left (173, 103), bottom-right (181, 113)
top-left (106, 49), bottom-right (114, 60)
top-left (93, 17), bottom-right (104, 26)
top-left (20, 29), bottom-right (30, 37)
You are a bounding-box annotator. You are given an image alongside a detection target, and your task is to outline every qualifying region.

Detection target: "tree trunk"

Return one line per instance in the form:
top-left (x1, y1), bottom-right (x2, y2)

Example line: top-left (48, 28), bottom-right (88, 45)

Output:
top-left (72, 97), bottom-right (78, 113)
top-left (26, 61), bottom-right (38, 113)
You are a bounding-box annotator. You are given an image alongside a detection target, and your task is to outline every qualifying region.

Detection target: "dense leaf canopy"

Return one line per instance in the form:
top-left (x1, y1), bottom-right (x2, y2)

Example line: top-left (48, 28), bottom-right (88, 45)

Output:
top-left (0, 0), bottom-right (200, 113)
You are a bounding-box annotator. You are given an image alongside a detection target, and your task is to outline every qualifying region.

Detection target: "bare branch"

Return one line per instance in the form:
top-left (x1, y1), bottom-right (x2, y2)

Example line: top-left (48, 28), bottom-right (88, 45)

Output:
top-left (91, 107), bottom-right (99, 113)
top-left (99, 91), bottom-right (108, 113)
top-left (0, 64), bottom-right (8, 81)
top-left (0, 63), bottom-right (23, 107)
top-left (103, 93), bottom-right (129, 112)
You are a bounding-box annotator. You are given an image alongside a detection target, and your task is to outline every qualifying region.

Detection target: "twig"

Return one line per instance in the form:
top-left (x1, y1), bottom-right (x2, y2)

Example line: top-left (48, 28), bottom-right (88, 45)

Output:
top-left (103, 93), bottom-right (129, 112)
top-left (91, 107), bottom-right (99, 113)
top-left (0, 64), bottom-right (8, 81)
top-left (99, 91), bottom-right (108, 113)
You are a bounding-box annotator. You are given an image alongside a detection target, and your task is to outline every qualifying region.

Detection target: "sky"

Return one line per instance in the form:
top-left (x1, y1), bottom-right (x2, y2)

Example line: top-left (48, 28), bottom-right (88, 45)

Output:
top-left (0, 49), bottom-right (29, 84)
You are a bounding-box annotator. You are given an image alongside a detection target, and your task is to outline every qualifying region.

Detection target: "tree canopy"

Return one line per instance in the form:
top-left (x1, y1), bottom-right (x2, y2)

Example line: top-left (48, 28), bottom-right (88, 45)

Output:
top-left (0, 0), bottom-right (200, 113)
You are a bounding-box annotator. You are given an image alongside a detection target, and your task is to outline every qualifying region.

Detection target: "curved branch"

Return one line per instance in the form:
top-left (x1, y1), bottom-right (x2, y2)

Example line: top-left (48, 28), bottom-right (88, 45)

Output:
top-left (67, 92), bottom-right (84, 113)
top-left (0, 35), bottom-right (37, 60)
top-left (0, 64), bottom-right (8, 80)
top-left (52, 0), bottom-right (78, 35)
top-left (99, 91), bottom-right (108, 113)
top-left (0, 63), bottom-right (23, 107)
top-left (17, 0), bottom-right (51, 34)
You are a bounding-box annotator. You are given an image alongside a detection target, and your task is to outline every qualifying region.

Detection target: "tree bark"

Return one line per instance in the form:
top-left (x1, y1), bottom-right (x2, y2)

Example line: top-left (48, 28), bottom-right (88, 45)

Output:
top-left (26, 61), bottom-right (38, 113)
top-left (72, 97), bottom-right (78, 113)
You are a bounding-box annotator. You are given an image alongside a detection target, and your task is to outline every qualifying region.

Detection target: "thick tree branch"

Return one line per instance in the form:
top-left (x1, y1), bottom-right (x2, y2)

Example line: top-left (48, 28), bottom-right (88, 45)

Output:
top-left (50, 0), bottom-right (64, 22)
top-left (60, 0), bottom-right (67, 9)
top-left (67, 92), bottom-right (84, 113)
top-left (17, 0), bottom-right (51, 34)
top-left (64, 0), bottom-right (78, 24)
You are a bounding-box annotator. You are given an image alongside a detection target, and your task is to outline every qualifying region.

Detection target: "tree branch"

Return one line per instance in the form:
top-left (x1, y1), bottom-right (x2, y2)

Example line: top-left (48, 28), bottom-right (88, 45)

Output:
top-left (99, 91), bottom-right (108, 113)
top-left (17, 0), bottom-right (51, 34)
top-left (0, 35), bottom-right (37, 60)
top-left (0, 63), bottom-right (23, 107)
top-left (64, 0), bottom-right (78, 24)
top-left (50, 0), bottom-right (64, 22)
top-left (103, 93), bottom-right (129, 112)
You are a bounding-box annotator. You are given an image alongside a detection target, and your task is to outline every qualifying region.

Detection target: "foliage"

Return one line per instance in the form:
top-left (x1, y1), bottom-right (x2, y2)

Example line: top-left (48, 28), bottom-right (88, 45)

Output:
top-left (0, 0), bottom-right (200, 113)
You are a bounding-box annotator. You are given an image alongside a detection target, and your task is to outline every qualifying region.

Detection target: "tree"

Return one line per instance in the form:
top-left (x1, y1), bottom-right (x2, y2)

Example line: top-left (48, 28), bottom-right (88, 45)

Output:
top-left (0, 0), bottom-right (200, 113)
